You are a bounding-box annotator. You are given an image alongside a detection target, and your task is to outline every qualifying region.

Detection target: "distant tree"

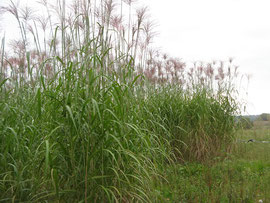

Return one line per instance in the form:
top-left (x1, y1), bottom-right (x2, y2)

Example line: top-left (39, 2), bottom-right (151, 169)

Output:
top-left (238, 116), bottom-right (253, 129)
top-left (259, 113), bottom-right (270, 121)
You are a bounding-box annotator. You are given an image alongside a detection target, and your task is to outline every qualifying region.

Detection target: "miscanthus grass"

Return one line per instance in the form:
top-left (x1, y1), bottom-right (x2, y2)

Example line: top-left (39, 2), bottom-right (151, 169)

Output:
top-left (0, 0), bottom-right (242, 202)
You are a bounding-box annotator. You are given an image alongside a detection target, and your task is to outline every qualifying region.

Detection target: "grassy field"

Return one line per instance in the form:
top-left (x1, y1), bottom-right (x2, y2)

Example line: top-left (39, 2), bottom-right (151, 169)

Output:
top-left (151, 128), bottom-right (270, 202)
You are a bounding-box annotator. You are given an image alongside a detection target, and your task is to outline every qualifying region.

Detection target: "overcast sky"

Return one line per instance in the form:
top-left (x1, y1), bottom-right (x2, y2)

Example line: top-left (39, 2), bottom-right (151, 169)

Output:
top-left (1, 0), bottom-right (270, 115)
top-left (142, 0), bottom-right (270, 115)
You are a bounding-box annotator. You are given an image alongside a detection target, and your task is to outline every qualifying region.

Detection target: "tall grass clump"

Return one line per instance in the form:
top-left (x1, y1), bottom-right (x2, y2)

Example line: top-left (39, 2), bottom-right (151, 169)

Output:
top-left (143, 59), bottom-right (241, 162)
top-left (0, 0), bottom-right (243, 201)
top-left (0, 0), bottom-right (169, 202)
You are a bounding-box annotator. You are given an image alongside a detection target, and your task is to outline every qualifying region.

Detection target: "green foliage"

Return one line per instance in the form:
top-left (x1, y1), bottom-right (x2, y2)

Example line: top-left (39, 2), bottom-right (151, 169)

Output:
top-left (152, 160), bottom-right (270, 202)
top-left (238, 116), bottom-right (254, 129)
top-left (144, 86), bottom-right (238, 162)
top-left (150, 128), bottom-right (270, 202)
top-left (0, 55), bottom-right (163, 202)
top-left (0, 0), bottom-right (242, 202)
top-left (259, 113), bottom-right (270, 121)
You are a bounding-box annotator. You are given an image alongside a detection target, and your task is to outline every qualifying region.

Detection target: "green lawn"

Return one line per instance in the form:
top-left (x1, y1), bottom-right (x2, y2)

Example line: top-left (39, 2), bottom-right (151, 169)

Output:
top-left (151, 128), bottom-right (270, 202)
